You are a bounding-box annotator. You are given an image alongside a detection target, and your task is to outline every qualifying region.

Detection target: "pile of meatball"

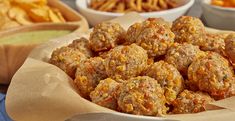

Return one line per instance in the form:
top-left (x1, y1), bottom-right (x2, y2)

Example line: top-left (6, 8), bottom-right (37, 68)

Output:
top-left (49, 16), bottom-right (235, 116)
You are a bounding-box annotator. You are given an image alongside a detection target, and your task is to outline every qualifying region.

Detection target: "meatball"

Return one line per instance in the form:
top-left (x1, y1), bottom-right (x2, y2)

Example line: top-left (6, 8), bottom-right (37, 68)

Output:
top-left (172, 16), bottom-right (206, 46)
top-left (225, 33), bottom-right (235, 65)
top-left (144, 61), bottom-right (184, 104)
top-left (90, 78), bottom-right (120, 110)
top-left (165, 43), bottom-right (204, 75)
top-left (155, 18), bottom-right (172, 28)
top-left (117, 76), bottom-right (168, 116)
top-left (200, 33), bottom-right (227, 55)
top-left (172, 90), bottom-right (214, 114)
top-left (188, 52), bottom-right (235, 100)
top-left (68, 37), bottom-right (94, 57)
top-left (89, 22), bottom-right (126, 52)
top-left (104, 44), bottom-right (148, 80)
top-left (49, 47), bottom-right (87, 78)
top-left (125, 18), bottom-right (175, 58)
top-left (74, 57), bottom-right (107, 99)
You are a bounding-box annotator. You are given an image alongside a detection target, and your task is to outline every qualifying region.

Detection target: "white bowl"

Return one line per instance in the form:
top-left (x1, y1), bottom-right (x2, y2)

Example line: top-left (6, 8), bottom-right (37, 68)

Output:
top-left (201, 0), bottom-right (235, 30)
top-left (76, 0), bottom-right (195, 26)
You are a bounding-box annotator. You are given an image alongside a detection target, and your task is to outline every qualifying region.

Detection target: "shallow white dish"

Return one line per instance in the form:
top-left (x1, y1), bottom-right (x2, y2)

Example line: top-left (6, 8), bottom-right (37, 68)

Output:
top-left (201, 0), bottom-right (235, 30)
top-left (76, 0), bottom-right (195, 26)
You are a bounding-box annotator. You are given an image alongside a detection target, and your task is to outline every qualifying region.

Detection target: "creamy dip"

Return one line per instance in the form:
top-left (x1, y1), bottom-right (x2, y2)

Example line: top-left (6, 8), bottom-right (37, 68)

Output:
top-left (0, 30), bottom-right (71, 45)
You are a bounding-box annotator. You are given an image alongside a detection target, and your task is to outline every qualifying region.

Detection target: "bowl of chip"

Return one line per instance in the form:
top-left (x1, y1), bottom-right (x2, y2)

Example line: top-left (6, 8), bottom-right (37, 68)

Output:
top-left (201, 0), bottom-right (235, 30)
top-left (76, 0), bottom-right (195, 26)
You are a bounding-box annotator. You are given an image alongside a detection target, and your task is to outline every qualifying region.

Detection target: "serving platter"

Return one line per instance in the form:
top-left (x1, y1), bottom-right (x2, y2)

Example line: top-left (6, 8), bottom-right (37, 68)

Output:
top-left (5, 13), bottom-right (235, 121)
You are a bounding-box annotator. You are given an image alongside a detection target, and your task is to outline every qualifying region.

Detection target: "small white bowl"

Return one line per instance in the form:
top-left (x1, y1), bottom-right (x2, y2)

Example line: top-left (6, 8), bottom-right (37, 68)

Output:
top-left (201, 0), bottom-right (235, 30)
top-left (76, 0), bottom-right (195, 26)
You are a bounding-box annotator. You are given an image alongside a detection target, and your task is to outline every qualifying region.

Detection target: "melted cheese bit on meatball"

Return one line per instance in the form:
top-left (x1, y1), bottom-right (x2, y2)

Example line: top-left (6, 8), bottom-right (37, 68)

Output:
top-left (144, 61), bottom-right (184, 104)
top-left (188, 52), bottom-right (235, 100)
top-left (172, 16), bottom-right (206, 46)
top-left (68, 37), bottom-right (94, 58)
top-left (225, 33), bottom-right (235, 67)
top-left (49, 46), bottom-right (87, 78)
top-left (104, 44), bottom-right (148, 80)
top-left (74, 57), bottom-right (107, 99)
top-left (90, 78), bottom-right (120, 110)
top-left (125, 18), bottom-right (175, 58)
top-left (117, 76), bottom-right (168, 116)
top-left (172, 90), bottom-right (214, 114)
top-left (165, 43), bottom-right (204, 75)
top-left (89, 22), bottom-right (126, 52)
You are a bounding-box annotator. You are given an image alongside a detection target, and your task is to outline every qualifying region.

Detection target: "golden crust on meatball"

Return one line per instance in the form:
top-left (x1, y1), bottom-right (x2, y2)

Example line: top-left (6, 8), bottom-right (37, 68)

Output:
top-left (68, 37), bottom-right (94, 57)
top-left (188, 52), bottom-right (235, 100)
top-left (172, 90), bottom-right (214, 114)
top-left (172, 16), bottom-right (206, 46)
top-left (117, 76), bottom-right (168, 116)
top-left (89, 22), bottom-right (126, 52)
top-left (144, 61), bottom-right (184, 104)
top-left (225, 33), bottom-right (235, 66)
top-left (90, 78), bottom-right (120, 110)
top-left (49, 47), bottom-right (87, 78)
top-left (125, 18), bottom-right (175, 58)
top-left (74, 57), bottom-right (107, 99)
top-left (165, 43), bottom-right (204, 75)
top-left (200, 33), bottom-right (227, 55)
top-left (104, 44), bottom-right (148, 80)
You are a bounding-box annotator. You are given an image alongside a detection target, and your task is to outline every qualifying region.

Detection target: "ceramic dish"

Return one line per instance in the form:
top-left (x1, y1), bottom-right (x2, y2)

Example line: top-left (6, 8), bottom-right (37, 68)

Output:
top-left (0, 0), bottom-right (89, 85)
top-left (0, 23), bottom-right (84, 85)
top-left (76, 0), bottom-right (195, 26)
top-left (0, 0), bottom-right (89, 31)
top-left (201, 0), bottom-right (235, 30)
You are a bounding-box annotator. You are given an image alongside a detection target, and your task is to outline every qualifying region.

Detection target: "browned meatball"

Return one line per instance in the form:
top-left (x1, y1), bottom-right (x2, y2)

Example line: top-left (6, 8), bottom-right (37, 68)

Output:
top-left (49, 47), bottom-right (87, 78)
top-left (68, 37), bottom-right (94, 57)
top-left (172, 90), bottom-right (214, 114)
top-left (125, 18), bottom-right (175, 58)
top-left (225, 33), bottom-right (235, 66)
top-left (117, 76), bottom-right (168, 116)
top-left (165, 43), bottom-right (204, 75)
top-left (74, 57), bottom-right (107, 99)
top-left (89, 22), bottom-right (126, 52)
top-left (188, 52), bottom-right (235, 100)
top-left (200, 33), bottom-right (227, 55)
top-left (90, 78), bottom-right (120, 110)
top-left (172, 16), bottom-right (206, 46)
top-left (144, 61), bottom-right (184, 104)
top-left (104, 44), bottom-right (148, 80)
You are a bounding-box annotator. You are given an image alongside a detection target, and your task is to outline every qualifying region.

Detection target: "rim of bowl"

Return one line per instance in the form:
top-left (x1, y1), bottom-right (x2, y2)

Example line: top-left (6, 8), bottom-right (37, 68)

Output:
top-left (201, 0), bottom-right (235, 11)
top-left (76, 0), bottom-right (195, 16)
top-left (0, 23), bottom-right (79, 38)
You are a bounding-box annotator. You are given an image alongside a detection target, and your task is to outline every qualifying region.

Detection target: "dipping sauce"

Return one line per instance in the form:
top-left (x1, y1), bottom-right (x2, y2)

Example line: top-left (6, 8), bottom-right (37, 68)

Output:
top-left (0, 30), bottom-right (71, 45)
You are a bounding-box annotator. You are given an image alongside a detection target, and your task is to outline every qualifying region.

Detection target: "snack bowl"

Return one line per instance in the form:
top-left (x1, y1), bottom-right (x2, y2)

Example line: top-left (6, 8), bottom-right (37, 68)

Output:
top-left (201, 0), bottom-right (235, 30)
top-left (0, 0), bottom-right (89, 85)
top-left (0, 23), bottom-right (85, 85)
top-left (76, 0), bottom-right (195, 26)
top-left (48, 0), bottom-right (87, 25)
top-left (0, 0), bottom-right (89, 31)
